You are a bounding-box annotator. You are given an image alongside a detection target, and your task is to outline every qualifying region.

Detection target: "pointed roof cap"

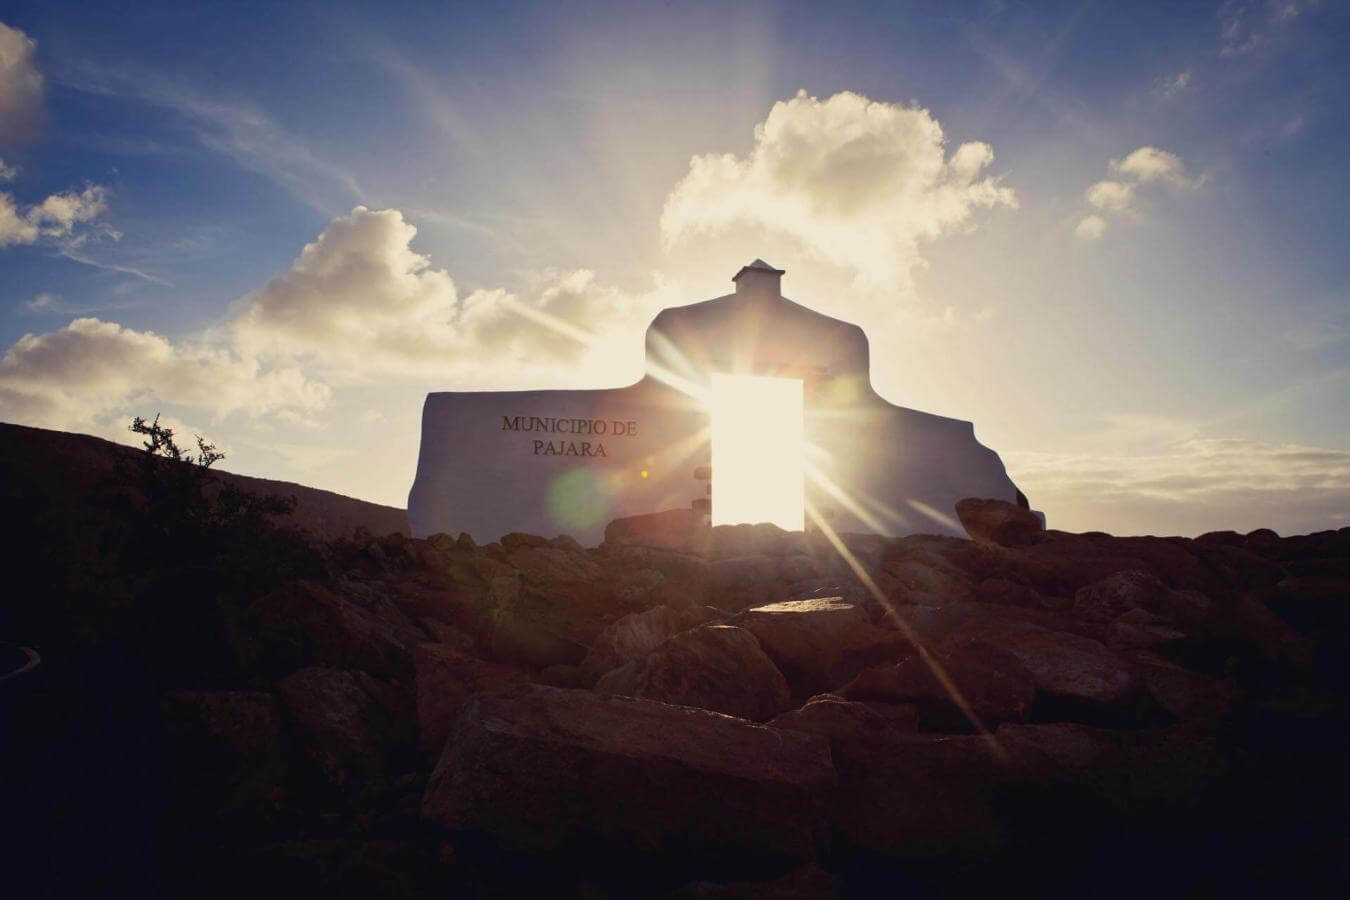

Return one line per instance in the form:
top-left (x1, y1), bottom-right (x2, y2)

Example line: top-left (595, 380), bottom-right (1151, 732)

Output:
top-left (732, 258), bottom-right (786, 282)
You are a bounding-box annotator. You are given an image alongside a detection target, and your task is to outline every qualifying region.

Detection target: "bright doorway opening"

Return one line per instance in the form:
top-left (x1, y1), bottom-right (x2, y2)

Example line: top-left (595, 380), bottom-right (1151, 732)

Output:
top-left (709, 373), bottom-right (804, 530)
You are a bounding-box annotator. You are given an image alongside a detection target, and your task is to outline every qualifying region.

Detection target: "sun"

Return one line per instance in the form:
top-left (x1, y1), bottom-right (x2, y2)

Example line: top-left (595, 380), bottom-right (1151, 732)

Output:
top-left (708, 373), bottom-right (805, 530)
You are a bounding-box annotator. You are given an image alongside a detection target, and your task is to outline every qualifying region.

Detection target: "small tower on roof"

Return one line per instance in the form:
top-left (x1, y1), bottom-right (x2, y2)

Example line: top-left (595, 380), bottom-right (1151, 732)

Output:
top-left (732, 258), bottom-right (785, 297)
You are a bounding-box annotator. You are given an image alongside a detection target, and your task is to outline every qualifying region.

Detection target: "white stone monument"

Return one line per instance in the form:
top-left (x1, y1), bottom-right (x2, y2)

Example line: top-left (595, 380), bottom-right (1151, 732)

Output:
top-left (408, 260), bottom-right (1033, 545)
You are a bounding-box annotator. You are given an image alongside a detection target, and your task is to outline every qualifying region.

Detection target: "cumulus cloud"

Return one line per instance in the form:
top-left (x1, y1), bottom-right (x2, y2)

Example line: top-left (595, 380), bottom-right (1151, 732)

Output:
top-left (1085, 180), bottom-right (1135, 212)
top-left (1075, 215), bottom-right (1107, 241)
top-left (1111, 146), bottom-right (1193, 186)
top-left (0, 183), bottom-right (109, 246)
top-left (0, 21), bottom-right (44, 143)
top-left (659, 89), bottom-right (1016, 288)
top-left (1006, 438), bottom-right (1350, 536)
top-left (1075, 146), bottom-right (1197, 241)
top-left (0, 157), bottom-right (15, 180)
top-left (0, 317), bottom-right (330, 432)
top-left (1, 204), bottom-right (673, 440)
top-left (235, 205), bottom-right (667, 382)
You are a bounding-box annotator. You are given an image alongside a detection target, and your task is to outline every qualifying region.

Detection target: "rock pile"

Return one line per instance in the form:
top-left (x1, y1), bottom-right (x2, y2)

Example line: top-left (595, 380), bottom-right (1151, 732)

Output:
top-left (7, 499), bottom-right (1349, 897)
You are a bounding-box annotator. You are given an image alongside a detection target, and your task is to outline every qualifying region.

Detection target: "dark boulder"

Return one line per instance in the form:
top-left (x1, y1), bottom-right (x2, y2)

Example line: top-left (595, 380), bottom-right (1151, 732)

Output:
top-left (955, 498), bottom-right (1045, 548)
top-left (732, 598), bottom-right (890, 696)
top-left (841, 644), bottom-right (1036, 732)
top-left (769, 693), bottom-right (918, 741)
top-left (595, 624), bottom-right (791, 721)
top-left (604, 509), bottom-right (708, 552)
top-left (954, 626), bottom-right (1137, 717)
top-left (159, 690), bottom-right (287, 831)
top-left (421, 685), bottom-right (835, 882)
top-left (245, 580), bottom-right (413, 680)
top-left (484, 607), bottom-right (588, 668)
top-left (413, 643), bottom-right (529, 761)
top-left (275, 667), bottom-right (414, 802)
top-left (1073, 570), bottom-right (1172, 623)
top-left (579, 604), bottom-right (718, 685)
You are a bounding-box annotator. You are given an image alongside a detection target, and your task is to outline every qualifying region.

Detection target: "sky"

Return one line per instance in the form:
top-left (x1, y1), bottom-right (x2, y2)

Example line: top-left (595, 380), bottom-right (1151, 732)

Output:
top-left (0, 0), bottom-right (1346, 537)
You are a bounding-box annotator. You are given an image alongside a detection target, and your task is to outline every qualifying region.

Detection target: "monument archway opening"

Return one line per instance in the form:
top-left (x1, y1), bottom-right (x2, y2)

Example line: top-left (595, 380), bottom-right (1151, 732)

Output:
top-left (708, 373), bottom-right (804, 531)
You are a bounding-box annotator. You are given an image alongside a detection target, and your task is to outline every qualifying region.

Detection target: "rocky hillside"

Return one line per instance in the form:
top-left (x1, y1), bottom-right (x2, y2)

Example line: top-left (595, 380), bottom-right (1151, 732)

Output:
top-left (2, 451), bottom-right (1348, 897)
top-left (0, 421), bottom-right (409, 541)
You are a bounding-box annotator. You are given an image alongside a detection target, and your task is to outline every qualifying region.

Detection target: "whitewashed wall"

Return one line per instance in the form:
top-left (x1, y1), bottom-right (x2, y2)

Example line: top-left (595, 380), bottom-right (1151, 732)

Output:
top-left (408, 264), bottom-right (1028, 545)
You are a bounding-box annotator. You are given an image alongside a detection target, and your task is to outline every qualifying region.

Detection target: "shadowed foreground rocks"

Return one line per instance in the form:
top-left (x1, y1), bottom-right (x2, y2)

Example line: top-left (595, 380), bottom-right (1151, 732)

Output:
top-left (3, 483), bottom-right (1350, 898)
top-left (422, 684), bottom-right (835, 883)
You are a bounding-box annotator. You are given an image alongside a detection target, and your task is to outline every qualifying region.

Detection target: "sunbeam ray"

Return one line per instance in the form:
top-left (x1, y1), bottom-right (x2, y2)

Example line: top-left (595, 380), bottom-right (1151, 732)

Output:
top-left (804, 500), bottom-right (1009, 762)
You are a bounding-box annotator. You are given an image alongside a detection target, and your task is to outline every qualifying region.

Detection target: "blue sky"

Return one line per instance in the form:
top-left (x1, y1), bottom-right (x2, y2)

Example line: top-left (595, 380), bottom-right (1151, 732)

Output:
top-left (0, 0), bottom-right (1346, 536)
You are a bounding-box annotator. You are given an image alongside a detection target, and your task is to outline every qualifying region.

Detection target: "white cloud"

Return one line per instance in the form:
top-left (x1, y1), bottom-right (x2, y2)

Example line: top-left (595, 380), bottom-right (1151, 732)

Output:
top-left (0, 183), bottom-right (109, 247)
top-left (234, 205), bottom-right (668, 383)
top-left (1, 203), bottom-right (675, 441)
top-left (0, 22), bottom-right (44, 143)
top-left (24, 291), bottom-right (59, 312)
top-left (1006, 438), bottom-right (1350, 536)
top-left (1075, 146), bottom-right (1198, 241)
top-left (1075, 215), bottom-right (1107, 241)
top-left (121, 412), bottom-right (228, 458)
top-left (1111, 146), bottom-right (1193, 186)
top-left (1156, 69), bottom-right (1193, 100)
top-left (1085, 180), bottom-right (1135, 212)
top-left (660, 89), bottom-right (1016, 288)
top-left (1219, 0), bottom-right (1304, 56)
top-left (0, 317), bottom-right (330, 432)
top-left (0, 157), bottom-right (16, 180)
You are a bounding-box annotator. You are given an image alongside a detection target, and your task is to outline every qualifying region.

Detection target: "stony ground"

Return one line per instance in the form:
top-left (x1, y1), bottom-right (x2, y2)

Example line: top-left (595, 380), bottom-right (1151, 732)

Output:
top-left (4, 497), bottom-right (1349, 898)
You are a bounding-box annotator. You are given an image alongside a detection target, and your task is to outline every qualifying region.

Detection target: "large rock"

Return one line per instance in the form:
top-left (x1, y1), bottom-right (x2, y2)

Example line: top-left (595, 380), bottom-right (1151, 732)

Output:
top-left (579, 604), bottom-right (721, 684)
top-left (503, 541), bottom-right (605, 583)
top-left (246, 580), bottom-right (414, 680)
top-left (484, 607), bottom-right (588, 668)
top-left (878, 544), bottom-right (981, 607)
top-left (705, 522), bottom-right (804, 560)
top-left (709, 555), bottom-right (780, 591)
top-left (604, 509), bottom-right (708, 552)
top-left (956, 626), bottom-right (1136, 712)
top-left (883, 600), bottom-right (1073, 648)
top-left (595, 625), bottom-right (791, 721)
top-left (995, 721), bottom-right (1123, 772)
top-left (769, 694), bottom-right (918, 742)
top-left (732, 598), bottom-right (890, 696)
top-left (955, 498), bottom-right (1044, 548)
top-left (829, 732), bottom-right (1012, 864)
top-left (159, 691), bottom-right (287, 830)
top-left (1107, 607), bottom-right (1189, 652)
top-left (1073, 570), bottom-right (1171, 623)
top-left (601, 544), bottom-right (713, 608)
top-left (275, 667), bottom-right (414, 801)
top-left (840, 644), bottom-right (1036, 732)
top-left (1129, 651), bottom-right (1236, 720)
top-left (421, 685), bottom-right (835, 880)
top-left (414, 643), bottom-right (529, 760)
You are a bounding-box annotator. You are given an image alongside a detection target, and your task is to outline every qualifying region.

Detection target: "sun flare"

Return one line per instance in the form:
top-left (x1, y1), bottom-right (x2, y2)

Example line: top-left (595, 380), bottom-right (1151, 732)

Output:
top-left (708, 373), bottom-right (805, 530)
